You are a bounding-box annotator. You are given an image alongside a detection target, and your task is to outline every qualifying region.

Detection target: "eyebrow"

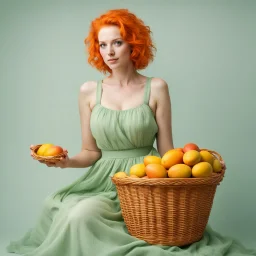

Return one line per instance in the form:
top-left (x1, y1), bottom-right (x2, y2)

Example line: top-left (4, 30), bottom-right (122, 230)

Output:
top-left (98, 38), bottom-right (123, 43)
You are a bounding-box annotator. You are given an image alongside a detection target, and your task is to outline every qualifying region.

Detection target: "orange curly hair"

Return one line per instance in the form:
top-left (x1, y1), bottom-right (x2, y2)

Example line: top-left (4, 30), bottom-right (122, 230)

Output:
top-left (84, 9), bottom-right (156, 73)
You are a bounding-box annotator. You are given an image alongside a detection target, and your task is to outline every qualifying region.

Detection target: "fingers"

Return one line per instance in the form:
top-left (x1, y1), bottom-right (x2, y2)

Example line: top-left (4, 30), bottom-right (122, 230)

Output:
top-left (38, 161), bottom-right (66, 169)
top-left (46, 162), bottom-right (56, 167)
top-left (47, 157), bottom-right (67, 168)
top-left (30, 144), bottom-right (34, 157)
top-left (37, 160), bottom-right (56, 167)
top-left (57, 157), bottom-right (68, 168)
top-left (33, 158), bottom-right (63, 167)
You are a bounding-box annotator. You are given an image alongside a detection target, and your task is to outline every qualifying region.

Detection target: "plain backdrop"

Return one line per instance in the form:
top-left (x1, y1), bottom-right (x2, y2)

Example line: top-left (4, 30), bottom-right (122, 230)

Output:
top-left (0, 0), bottom-right (255, 253)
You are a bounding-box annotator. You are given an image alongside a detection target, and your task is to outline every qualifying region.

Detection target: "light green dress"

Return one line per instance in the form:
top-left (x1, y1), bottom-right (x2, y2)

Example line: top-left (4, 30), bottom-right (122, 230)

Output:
top-left (7, 77), bottom-right (256, 256)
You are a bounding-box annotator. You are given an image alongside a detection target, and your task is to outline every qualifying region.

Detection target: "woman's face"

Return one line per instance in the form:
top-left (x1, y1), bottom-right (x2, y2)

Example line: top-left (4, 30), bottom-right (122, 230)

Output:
top-left (98, 25), bottom-right (132, 70)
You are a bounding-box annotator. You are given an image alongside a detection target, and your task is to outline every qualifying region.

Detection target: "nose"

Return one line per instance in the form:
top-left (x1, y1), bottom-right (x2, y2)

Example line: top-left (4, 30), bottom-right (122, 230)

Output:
top-left (107, 46), bottom-right (115, 56)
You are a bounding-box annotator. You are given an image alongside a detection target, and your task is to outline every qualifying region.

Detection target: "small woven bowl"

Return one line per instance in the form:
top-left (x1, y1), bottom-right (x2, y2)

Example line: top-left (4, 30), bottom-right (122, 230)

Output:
top-left (31, 144), bottom-right (66, 164)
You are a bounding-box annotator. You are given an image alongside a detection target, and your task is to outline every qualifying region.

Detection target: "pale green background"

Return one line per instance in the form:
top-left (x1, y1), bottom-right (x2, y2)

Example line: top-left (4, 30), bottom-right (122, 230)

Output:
top-left (0, 0), bottom-right (255, 254)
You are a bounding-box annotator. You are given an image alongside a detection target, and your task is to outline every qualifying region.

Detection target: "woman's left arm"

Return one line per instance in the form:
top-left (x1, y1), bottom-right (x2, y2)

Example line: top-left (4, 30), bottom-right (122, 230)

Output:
top-left (152, 78), bottom-right (174, 157)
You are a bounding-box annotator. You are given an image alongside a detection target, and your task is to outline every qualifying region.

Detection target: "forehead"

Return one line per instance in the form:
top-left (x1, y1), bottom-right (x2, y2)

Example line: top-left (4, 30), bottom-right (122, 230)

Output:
top-left (98, 25), bottom-right (122, 42)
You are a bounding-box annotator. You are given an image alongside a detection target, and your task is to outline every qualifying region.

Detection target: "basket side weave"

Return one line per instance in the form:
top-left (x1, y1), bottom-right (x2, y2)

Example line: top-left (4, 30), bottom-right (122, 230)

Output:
top-left (115, 181), bottom-right (219, 246)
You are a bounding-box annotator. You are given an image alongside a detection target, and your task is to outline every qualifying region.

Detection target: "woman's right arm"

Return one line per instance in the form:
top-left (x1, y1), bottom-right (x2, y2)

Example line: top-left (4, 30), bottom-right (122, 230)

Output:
top-left (67, 81), bottom-right (102, 168)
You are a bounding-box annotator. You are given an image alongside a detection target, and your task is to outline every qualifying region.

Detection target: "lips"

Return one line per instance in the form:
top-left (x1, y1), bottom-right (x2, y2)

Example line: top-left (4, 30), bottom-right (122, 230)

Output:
top-left (108, 58), bottom-right (118, 62)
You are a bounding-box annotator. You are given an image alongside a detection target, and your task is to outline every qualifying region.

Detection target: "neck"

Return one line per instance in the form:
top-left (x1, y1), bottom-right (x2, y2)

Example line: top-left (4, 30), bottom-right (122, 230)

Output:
top-left (107, 64), bottom-right (141, 87)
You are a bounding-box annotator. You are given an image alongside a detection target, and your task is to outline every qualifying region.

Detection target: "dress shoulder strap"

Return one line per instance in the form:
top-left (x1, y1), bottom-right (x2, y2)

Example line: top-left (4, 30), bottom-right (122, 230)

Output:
top-left (143, 77), bottom-right (153, 105)
top-left (96, 80), bottom-right (102, 104)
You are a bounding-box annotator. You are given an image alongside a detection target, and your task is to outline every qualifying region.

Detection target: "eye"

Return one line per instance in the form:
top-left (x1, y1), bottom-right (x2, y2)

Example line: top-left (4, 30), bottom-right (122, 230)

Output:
top-left (114, 40), bottom-right (122, 46)
top-left (99, 43), bottom-right (106, 48)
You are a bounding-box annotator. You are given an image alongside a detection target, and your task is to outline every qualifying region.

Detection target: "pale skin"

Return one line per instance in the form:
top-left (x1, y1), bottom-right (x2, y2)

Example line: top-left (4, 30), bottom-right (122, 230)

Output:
top-left (30, 25), bottom-right (174, 168)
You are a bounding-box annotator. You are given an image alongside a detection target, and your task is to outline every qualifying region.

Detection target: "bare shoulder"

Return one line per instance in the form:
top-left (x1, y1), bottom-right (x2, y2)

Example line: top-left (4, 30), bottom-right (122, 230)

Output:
top-left (150, 77), bottom-right (170, 99)
top-left (79, 81), bottom-right (98, 110)
top-left (151, 77), bottom-right (168, 90)
top-left (80, 81), bottom-right (97, 94)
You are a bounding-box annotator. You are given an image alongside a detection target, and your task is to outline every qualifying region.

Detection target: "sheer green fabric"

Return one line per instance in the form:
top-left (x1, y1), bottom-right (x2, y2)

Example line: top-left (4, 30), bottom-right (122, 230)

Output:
top-left (7, 78), bottom-right (256, 255)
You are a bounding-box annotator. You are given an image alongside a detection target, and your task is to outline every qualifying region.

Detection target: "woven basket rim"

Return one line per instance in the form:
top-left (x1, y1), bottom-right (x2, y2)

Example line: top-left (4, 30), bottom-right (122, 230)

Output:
top-left (112, 169), bottom-right (225, 186)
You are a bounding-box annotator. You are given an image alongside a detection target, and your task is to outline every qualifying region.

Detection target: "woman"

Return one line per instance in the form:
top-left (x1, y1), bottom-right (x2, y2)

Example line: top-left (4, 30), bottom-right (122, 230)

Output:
top-left (7, 9), bottom-right (255, 256)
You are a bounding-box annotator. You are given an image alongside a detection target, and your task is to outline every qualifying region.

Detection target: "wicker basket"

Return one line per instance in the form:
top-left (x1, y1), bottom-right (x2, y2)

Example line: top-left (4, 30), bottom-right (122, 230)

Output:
top-left (31, 144), bottom-right (66, 163)
top-left (111, 149), bottom-right (225, 246)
